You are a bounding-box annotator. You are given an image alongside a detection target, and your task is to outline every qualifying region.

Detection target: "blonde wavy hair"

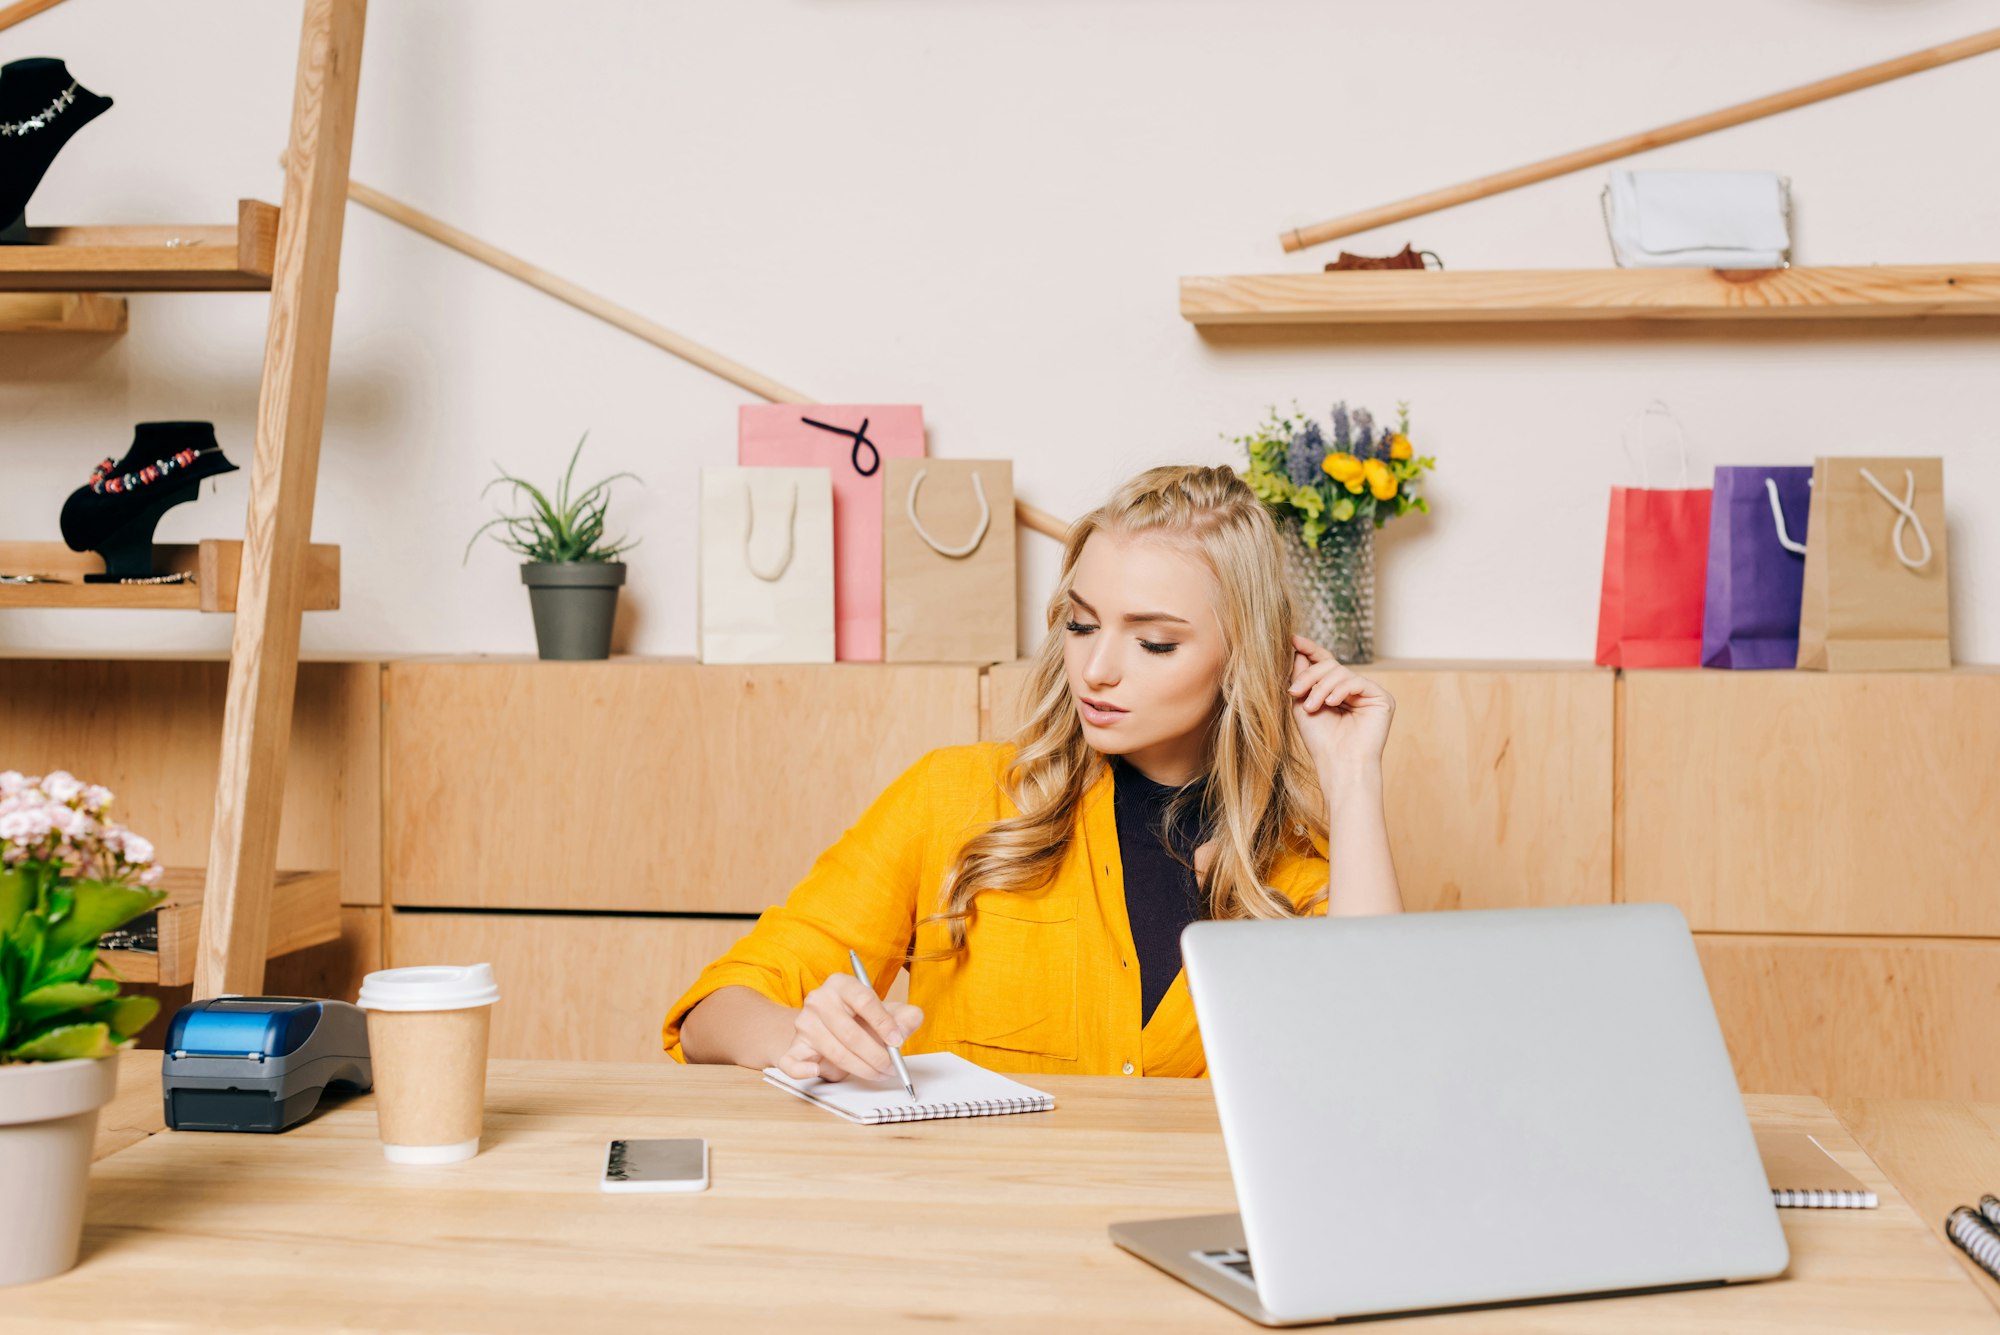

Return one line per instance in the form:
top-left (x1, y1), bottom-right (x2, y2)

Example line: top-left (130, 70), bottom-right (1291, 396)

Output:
top-left (925, 464), bottom-right (1329, 953)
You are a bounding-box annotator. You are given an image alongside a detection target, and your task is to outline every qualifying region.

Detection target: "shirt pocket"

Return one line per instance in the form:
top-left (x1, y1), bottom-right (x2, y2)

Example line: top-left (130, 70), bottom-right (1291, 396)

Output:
top-left (946, 891), bottom-right (1079, 1060)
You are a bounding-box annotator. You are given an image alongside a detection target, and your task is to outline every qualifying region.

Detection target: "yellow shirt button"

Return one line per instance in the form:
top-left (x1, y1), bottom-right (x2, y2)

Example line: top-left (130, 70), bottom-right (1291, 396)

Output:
top-left (1122, 1061), bottom-right (1135, 1075)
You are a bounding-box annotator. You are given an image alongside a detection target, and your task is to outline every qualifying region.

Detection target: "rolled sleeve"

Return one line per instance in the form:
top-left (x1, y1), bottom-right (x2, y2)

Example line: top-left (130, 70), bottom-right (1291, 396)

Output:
top-left (661, 749), bottom-right (937, 1061)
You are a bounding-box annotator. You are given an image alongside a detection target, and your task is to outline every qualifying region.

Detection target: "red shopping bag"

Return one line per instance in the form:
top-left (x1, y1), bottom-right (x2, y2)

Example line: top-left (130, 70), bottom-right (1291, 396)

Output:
top-left (738, 404), bottom-right (925, 661)
top-left (1595, 486), bottom-right (1712, 667)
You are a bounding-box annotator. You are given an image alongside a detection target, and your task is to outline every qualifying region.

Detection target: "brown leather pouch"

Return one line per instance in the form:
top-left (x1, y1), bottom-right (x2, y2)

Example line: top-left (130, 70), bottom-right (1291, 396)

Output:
top-left (1325, 244), bottom-right (1441, 271)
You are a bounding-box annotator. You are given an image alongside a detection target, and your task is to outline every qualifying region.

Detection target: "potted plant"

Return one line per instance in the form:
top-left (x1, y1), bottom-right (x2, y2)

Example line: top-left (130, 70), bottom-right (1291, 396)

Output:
top-left (466, 433), bottom-right (641, 661)
top-left (0, 770), bottom-right (166, 1287)
top-left (1236, 401), bottom-right (1437, 664)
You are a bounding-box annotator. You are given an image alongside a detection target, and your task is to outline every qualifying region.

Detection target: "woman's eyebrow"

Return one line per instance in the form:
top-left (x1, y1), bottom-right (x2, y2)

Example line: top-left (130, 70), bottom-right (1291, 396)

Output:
top-left (1069, 591), bottom-right (1191, 627)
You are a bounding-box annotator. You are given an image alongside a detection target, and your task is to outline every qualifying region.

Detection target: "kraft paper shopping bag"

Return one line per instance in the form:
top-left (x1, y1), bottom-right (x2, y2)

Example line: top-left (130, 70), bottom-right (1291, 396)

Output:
top-left (1796, 457), bottom-right (1951, 671)
top-left (882, 458), bottom-right (1017, 664)
top-left (1701, 465), bottom-right (1812, 669)
top-left (698, 467), bottom-right (835, 664)
top-left (738, 405), bottom-right (925, 661)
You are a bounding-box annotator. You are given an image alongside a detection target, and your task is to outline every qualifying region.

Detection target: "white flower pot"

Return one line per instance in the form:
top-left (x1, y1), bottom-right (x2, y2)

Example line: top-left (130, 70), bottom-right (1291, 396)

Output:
top-left (0, 1056), bottom-right (118, 1286)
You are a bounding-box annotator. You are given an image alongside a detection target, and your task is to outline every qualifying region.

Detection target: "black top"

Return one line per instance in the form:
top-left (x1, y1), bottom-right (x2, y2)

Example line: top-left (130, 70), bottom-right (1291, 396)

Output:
top-left (1110, 755), bottom-right (1212, 1026)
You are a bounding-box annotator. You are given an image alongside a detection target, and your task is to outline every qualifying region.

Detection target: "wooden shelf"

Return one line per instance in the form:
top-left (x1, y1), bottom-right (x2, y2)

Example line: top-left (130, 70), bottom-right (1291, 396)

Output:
top-left (94, 868), bottom-right (341, 988)
top-left (1179, 264), bottom-right (2000, 325)
top-left (0, 539), bottom-right (340, 612)
top-left (0, 200), bottom-right (279, 293)
top-left (0, 293), bottom-right (127, 333)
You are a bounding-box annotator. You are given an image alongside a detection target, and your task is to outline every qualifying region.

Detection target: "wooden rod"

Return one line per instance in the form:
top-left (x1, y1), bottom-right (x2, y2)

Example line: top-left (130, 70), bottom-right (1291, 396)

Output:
top-left (1279, 25), bottom-right (2000, 253)
top-left (0, 0), bottom-right (70, 35)
top-left (322, 168), bottom-right (1072, 538)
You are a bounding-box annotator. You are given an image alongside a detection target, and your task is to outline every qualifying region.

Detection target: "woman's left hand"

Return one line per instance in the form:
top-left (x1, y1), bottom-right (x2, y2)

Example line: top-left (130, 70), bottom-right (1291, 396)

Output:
top-left (1288, 634), bottom-right (1395, 776)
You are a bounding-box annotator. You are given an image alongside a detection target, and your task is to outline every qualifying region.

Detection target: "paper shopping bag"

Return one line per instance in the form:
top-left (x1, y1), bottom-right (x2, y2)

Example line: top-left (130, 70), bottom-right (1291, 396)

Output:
top-left (1700, 465), bottom-right (1812, 669)
top-left (881, 458), bottom-right (1017, 664)
top-left (698, 467), bottom-right (835, 664)
top-left (1796, 457), bottom-right (1951, 671)
top-left (738, 405), bottom-right (926, 661)
top-left (1595, 486), bottom-right (1712, 667)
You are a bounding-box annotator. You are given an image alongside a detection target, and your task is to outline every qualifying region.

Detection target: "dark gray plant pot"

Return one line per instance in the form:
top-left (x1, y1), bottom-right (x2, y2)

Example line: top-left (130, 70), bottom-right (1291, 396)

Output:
top-left (521, 562), bottom-right (626, 661)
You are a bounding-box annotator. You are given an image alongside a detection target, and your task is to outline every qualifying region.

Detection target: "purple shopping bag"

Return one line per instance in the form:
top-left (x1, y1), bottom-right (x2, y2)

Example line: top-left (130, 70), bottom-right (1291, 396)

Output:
top-left (1701, 465), bottom-right (1811, 669)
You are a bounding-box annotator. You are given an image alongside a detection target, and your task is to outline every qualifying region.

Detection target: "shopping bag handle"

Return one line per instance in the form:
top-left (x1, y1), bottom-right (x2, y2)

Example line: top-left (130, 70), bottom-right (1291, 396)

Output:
top-left (1858, 466), bottom-right (1934, 571)
top-left (1765, 477), bottom-right (1807, 555)
top-left (907, 468), bottom-right (991, 559)
top-left (1620, 400), bottom-right (1690, 489)
top-left (743, 477), bottom-right (797, 582)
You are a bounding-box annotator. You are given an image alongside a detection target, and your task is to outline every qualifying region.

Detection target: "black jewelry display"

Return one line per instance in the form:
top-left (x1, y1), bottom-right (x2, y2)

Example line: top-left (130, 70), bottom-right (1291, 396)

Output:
top-left (60, 423), bottom-right (240, 581)
top-left (0, 57), bottom-right (112, 242)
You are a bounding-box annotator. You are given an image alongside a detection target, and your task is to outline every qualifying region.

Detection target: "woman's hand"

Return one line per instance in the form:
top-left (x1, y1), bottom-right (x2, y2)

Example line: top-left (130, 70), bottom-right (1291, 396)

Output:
top-left (1288, 634), bottom-right (1395, 778)
top-left (775, 974), bottom-right (924, 1083)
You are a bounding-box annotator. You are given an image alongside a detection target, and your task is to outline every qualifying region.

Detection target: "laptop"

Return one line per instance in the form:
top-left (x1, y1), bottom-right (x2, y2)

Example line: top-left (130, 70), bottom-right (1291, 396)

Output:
top-left (1110, 903), bottom-right (1789, 1325)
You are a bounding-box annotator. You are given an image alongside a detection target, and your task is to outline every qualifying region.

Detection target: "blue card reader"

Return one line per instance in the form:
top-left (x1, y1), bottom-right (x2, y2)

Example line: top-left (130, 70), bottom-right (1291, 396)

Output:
top-left (162, 997), bottom-right (372, 1133)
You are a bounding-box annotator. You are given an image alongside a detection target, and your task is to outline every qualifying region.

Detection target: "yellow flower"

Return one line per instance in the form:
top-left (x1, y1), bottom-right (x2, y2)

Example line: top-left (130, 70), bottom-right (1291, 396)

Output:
top-left (1362, 457), bottom-right (1393, 485)
top-left (1388, 433), bottom-right (1413, 461)
top-left (1322, 452), bottom-right (1363, 483)
top-left (1344, 476), bottom-right (1365, 494)
top-left (1370, 474), bottom-right (1399, 501)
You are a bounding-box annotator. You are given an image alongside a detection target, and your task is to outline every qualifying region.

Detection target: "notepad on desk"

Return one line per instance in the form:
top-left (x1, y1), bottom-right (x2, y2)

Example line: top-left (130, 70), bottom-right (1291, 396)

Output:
top-left (763, 1052), bottom-right (1055, 1125)
top-left (1757, 1130), bottom-right (1879, 1208)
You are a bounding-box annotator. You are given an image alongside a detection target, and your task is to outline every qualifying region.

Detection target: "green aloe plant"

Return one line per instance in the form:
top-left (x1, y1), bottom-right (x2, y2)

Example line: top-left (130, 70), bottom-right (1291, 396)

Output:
top-left (465, 432), bottom-right (642, 565)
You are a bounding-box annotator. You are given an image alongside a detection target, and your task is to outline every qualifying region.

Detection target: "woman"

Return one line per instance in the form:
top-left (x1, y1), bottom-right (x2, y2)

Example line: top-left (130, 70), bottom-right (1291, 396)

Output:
top-left (665, 464), bottom-right (1401, 1080)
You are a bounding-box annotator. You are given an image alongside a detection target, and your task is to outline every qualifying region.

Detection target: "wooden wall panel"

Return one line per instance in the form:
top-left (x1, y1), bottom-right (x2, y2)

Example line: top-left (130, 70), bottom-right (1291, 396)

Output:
top-left (0, 659), bottom-right (383, 904)
top-left (1698, 934), bottom-right (2000, 1102)
top-left (384, 660), bottom-right (982, 913)
top-left (387, 910), bottom-right (750, 1062)
top-left (987, 660), bottom-right (1613, 914)
top-left (1624, 669), bottom-right (2000, 935)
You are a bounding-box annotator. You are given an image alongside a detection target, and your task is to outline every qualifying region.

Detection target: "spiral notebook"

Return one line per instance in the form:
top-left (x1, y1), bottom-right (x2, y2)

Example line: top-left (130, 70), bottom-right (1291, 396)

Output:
top-left (762, 1052), bottom-right (1055, 1124)
top-left (1757, 1131), bottom-right (1878, 1209)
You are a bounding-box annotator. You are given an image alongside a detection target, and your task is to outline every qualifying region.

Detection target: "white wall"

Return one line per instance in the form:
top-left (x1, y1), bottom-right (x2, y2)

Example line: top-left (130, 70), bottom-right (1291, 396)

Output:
top-left (3, 0), bottom-right (1994, 662)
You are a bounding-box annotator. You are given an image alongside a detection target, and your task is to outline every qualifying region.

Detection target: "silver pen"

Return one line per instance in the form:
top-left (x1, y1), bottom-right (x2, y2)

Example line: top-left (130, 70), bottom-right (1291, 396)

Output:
top-left (848, 948), bottom-right (917, 1101)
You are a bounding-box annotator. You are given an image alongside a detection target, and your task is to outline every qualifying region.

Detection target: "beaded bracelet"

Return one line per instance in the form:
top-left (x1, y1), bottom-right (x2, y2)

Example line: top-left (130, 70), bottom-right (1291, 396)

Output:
top-left (87, 447), bottom-right (203, 496)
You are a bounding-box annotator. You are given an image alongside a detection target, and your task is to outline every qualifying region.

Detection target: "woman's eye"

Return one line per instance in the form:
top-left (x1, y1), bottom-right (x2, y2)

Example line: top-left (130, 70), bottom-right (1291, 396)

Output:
top-left (1140, 640), bottom-right (1178, 655)
top-left (1064, 620), bottom-right (1098, 635)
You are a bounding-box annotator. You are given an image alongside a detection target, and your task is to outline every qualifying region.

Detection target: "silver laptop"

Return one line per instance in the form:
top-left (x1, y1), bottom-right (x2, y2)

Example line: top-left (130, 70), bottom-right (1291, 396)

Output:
top-left (1111, 903), bottom-right (1788, 1325)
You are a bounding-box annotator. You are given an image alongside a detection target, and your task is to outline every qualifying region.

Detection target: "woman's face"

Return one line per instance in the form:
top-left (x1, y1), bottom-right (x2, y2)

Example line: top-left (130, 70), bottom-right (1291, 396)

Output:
top-left (1061, 530), bottom-right (1227, 786)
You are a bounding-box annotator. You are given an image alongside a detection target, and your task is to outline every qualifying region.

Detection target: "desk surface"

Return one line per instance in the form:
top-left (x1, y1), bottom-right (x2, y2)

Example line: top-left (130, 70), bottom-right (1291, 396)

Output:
top-left (16, 1055), bottom-right (1999, 1332)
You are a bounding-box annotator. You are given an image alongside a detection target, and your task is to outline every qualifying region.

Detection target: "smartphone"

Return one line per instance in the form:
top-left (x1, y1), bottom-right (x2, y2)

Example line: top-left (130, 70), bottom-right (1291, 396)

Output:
top-left (600, 1138), bottom-right (709, 1193)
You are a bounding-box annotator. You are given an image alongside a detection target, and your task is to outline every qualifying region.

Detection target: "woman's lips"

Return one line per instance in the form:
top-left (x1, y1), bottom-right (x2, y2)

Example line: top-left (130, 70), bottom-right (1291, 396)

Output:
top-left (1079, 697), bottom-right (1128, 726)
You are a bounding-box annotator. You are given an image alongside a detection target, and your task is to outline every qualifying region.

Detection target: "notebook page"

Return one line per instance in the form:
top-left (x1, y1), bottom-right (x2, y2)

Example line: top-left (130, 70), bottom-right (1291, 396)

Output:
top-left (1756, 1130), bottom-right (1878, 1208)
top-left (762, 1051), bottom-right (1054, 1124)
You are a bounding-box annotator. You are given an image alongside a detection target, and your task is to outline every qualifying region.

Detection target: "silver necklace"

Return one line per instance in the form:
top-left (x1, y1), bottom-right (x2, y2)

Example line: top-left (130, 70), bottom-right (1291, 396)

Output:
top-left (0, 82), bottom-right (79, 138)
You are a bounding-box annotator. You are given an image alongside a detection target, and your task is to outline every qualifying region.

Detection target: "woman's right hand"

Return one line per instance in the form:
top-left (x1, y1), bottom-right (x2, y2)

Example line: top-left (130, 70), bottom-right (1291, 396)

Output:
top-left (775, 974), bottom-right (924, 1083)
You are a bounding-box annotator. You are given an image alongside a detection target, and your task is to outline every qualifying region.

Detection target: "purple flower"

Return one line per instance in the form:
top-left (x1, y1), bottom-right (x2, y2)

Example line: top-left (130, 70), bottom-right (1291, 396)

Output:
top-left (1285, 422), bottom-right (1327, 487)
top-left (1353, 406), bottom-right (1376, 458)
top-left (1330, 402), bottom-right (1352, 450)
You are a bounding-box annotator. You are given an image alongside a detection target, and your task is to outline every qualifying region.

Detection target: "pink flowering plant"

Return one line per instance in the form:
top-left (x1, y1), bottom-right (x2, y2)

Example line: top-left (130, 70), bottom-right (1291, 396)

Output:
top-left (0, 771), bottom-right (168, 1063)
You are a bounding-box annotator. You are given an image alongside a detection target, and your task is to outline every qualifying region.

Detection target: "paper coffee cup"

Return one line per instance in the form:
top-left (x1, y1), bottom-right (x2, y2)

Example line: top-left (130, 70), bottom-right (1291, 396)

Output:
top-left (357, 963), bottom-right (500, 1165)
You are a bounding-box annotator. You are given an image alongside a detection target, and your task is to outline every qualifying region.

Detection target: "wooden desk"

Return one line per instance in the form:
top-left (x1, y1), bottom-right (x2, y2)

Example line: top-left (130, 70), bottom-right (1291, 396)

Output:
top-left (19, 1060), bottom-right (1999, 1332)
top-left (1833, 1098), bottom-right (2000, 1315)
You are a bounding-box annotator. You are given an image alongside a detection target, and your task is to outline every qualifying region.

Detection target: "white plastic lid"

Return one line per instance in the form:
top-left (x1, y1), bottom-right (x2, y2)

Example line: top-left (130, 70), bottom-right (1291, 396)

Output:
top-left (357, 963), bottom-right (500, 1012)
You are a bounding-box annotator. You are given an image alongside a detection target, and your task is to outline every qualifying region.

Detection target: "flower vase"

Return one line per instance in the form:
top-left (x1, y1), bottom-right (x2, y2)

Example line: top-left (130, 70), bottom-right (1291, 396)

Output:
top-left (1283, 517), bottom-right (1376, 664)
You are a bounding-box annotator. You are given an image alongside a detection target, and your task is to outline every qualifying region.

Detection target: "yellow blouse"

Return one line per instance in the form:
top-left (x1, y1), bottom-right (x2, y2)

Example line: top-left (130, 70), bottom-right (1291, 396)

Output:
top-left (661, 741), bottom-right (1330, 1078)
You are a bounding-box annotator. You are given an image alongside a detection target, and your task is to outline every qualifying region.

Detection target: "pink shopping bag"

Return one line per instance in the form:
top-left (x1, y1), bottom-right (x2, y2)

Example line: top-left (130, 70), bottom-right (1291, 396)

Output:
top-left (738, 405), bottom-right (925, 660)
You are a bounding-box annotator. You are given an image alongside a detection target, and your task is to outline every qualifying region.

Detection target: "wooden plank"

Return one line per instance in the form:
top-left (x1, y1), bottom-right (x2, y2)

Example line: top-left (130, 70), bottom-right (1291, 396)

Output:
top-left (384, 660), bottom-right (982, 912)
top-left (96, 868), bottom-right (340, 987)
top-left (1180, 265), bottom-right (2000, 325)
top-left (0, 292), bottom-right (126, 333)
top-left (1697, 934), bottom-right (2000, 1102)
top-left (17, 1067), bottom-right (1996, 1331)
top-left (1623, 669), bottom-right (2000, 935)
top-left (985, 660), bottom-right (1614, 914)
top-left (389, 912), bottom-right (751, 1062)
top-left (0, 201), bottom-right (280, 292)
top-left (0, 541), bottom-right (339, 611)
top-left (0, 0), bottom-right (74, 36)
top-left (92, 1049), bottom-right (167, 1163)
top-left (1833, 1098), bottom-right (2000, 1312)
top-left (197, 0), bottom-right (368, 1000)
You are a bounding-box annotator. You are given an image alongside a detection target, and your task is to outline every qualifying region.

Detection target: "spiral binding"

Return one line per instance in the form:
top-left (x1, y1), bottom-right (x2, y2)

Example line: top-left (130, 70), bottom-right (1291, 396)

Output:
top-left (1980, 1194), bottom-right (2000, 1232)
top-left (1948, 1207), bottom-right (2000, 1282)
top-left (864, 1095), bottom-right (1052, 1124)
top-left (1772, 1188), bottom-right (1876, 1209)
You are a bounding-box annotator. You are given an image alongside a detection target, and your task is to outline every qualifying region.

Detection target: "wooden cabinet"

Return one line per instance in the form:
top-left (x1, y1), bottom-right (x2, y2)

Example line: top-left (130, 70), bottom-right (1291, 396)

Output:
top-left (991, 659), bottom-right (1615, 914)
top-left (387, 910), bottom-right (751, 1063)
top-left (384, 660), bottom-right (982, 914)
top-left (1621, 668), bottom-right (2000, 935)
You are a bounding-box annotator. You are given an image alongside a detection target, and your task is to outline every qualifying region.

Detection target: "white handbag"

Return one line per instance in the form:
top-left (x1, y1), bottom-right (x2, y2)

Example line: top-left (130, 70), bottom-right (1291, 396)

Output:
top-left (1601, 170), bottom-right (1791, 269)
top-left (697, 466), bottom-right (836, 664)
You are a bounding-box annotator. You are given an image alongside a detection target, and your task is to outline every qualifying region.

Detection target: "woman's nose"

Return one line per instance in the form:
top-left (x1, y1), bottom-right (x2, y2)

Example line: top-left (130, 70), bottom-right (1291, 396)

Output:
top-left (1084, 638), bottom-right (1122, 688)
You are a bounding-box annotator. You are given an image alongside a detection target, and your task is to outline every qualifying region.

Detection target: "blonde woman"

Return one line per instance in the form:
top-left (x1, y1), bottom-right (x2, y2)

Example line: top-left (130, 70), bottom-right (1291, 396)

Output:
top-left (666, 464), bottom-right (1402, 1080)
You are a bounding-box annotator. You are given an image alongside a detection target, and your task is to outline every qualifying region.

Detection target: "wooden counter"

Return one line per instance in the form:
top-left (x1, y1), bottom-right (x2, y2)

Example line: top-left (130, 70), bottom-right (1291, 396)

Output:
top-left (30, 1055), bottom-right (2000, 1332)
